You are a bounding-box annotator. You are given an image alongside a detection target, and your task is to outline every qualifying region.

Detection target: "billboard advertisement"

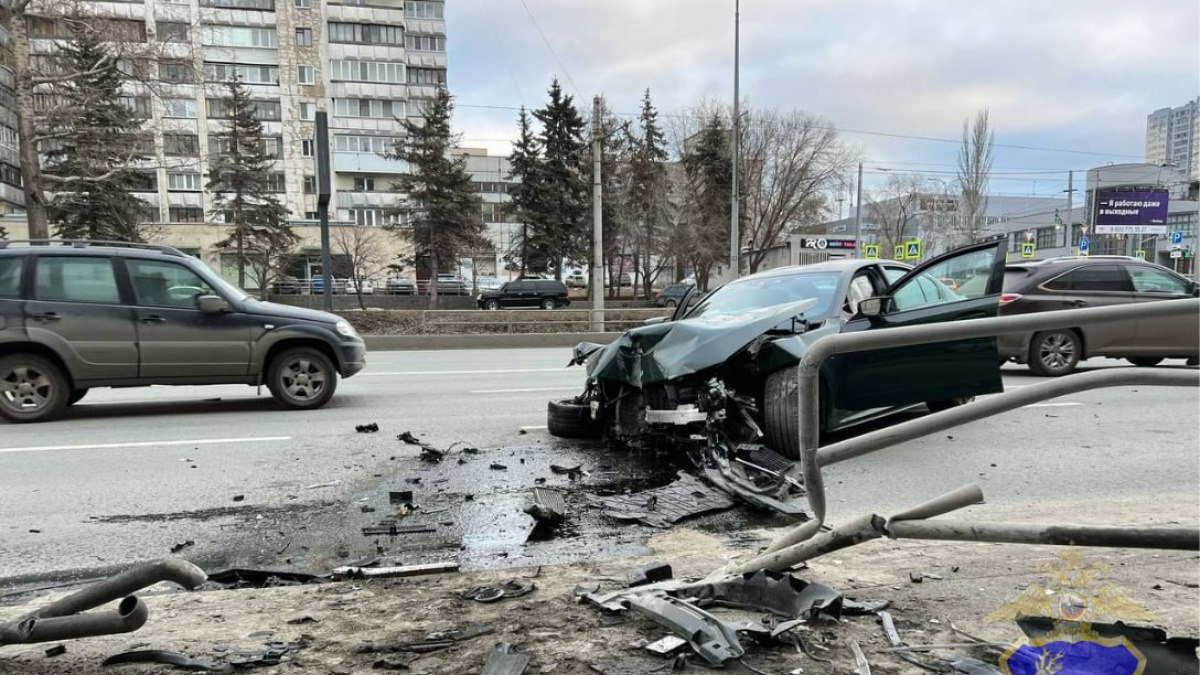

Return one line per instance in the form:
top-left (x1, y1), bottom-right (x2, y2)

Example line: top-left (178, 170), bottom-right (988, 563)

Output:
top-left (1094, 190), bottom-right (1169, 234)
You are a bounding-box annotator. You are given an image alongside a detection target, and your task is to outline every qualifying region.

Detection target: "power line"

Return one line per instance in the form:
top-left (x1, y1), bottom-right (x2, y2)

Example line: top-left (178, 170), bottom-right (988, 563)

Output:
top-left (483, 0), bottom-right (524, 105)
top-left (515, 0), bottom-right (581, 99)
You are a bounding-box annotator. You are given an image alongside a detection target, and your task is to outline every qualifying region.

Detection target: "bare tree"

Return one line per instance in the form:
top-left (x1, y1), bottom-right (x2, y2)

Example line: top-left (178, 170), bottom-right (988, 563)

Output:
top-left (333, 222), bottom-right (392, 310)
top-left (956, 108), bottom-right (994, 245)
top-left (866, 173), bottom-right (925, 256)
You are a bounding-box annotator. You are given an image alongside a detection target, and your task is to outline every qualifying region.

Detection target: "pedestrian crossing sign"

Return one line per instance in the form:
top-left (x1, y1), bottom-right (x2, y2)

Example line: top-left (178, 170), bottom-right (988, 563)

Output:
top-left (1021, 242), bottom-right (1036, 259)
top-left (1134, 249), bottom-right (1146, 260)
top-left (864, 244), bottom-right (880, 260)
top-left (894, 244), bottom-right (905, 260)
top-left (905, 240), bottom-right (922, 260)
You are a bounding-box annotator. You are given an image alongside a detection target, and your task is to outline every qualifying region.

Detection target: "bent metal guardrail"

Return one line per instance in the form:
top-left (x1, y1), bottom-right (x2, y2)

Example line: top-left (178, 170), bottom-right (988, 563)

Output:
top-left (725, 298), bottom-right (1200, 575)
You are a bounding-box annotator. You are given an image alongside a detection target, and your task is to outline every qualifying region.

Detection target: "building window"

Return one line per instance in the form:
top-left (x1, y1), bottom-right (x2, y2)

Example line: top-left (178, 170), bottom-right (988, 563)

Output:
top-left (327, 22), bottom-right (404, 45)
top-left (299, 103), bottom-right (316, 121)
top-left (295, 27), bottom-right (313, 46)
top-left (167, 172), bottom-right (203, 191)
top-left (339, 208), bottom-right (393, 227)
top-left (208, 135), bottom-right (283, 159)
top-left (163, 134), bottom-right (199, 157)
top-left (404, 1), bottom-right (444, 19)
top-left (202, 25), bottom-right (278, 48)
top-left (301, 139), bottom-right (315, 157)
top-left (130, 171), bottom-right (158, 191)
top-left (303, 175), bottom-right (316, 194)
top-left (118, 96), bottom-right (152, 119)
top-left (156, 21), bottom-right (190, 42)
top-left (169, 207), bottom-right (205, 223)
top-left (333, 135), bottom-right (396, 154)
top-left (295, 0), bottom-right (310, 7)
top-left (333, 98), bottom-right (403, 119)
top-left (265, 172), bottom-right (286, 193)
top-left (252, 99), bottom-right (282, 121)
top-left (159, 0), bottom-right (190, 5)
top-left (204, 62), bottom-right (279, 84)
top-left (353, 177), bottom-right (375, 191)
top-left (404, 34), bottom-right (445, 52)
top-left (201, 0), bottom-right (274, 8)
top-left (482, 203), bottom-right (508, 223)
top-left (1035, 227), bottom-right (1057, 250)
top-left (159, 60), bottom-right (194, 83)
top-left (329, 60), bottom-right (405, 84)
top-left (163, 98), bottom-right (197, 118)
top-left (407, 67), bottom-right (446, 86)
top-left (297, 65), bottom-right (315, 84)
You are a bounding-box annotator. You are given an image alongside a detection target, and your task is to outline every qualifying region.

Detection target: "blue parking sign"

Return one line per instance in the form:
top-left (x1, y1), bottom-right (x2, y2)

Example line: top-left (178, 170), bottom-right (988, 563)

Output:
top-left (1078, 236), bottom-right (1090, 256)
top-left (1171, 231), bottom-right (1184, 245)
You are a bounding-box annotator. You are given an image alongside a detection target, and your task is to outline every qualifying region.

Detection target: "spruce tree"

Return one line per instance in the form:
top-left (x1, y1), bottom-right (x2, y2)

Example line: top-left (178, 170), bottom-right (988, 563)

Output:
top-left (627, 89), bottom-right (671, 299)
top-left (207, 78), bottom-right (295, 293)
top-left (386, 87), bottom-right (486, 306)
top-left (532, 79), bottom-right (588, 279)
top-left (506, 107), bottom-right (550, 276)
top-left (682, 114), bottom-right (733, 290)
top-left (42, 21), bottom-right (148, 241)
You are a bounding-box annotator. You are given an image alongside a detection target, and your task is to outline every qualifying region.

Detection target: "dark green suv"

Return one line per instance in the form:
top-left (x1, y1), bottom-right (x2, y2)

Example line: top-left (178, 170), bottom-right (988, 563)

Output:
top-left (0, 240), bottom-right (367, 422)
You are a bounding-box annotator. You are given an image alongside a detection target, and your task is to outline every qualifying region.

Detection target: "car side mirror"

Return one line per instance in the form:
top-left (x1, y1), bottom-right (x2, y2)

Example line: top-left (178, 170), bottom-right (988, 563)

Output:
top-left (197, 295), bottom-right (229, 314)
top-left (642, 316), bottom-right (669, 326)
top-left (859, 296), bottom-right (886, 318)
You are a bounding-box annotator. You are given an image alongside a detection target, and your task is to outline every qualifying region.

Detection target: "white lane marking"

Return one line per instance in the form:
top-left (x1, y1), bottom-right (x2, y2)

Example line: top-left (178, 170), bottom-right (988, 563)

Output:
top-left (472, 387), bottom-right (581, 394)
top-left (361, 368), bottom-right (568, 376)
top-left (0, 436), bottom-right (292, 455)
top-left (1024, 402), bottom-right (1085, 408)
top-left (520, 425), bottom-right (549, 432)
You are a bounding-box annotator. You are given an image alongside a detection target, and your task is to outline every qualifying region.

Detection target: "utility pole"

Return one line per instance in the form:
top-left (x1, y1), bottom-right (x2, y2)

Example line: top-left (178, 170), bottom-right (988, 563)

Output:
top-left (729, 0), bottom-right (740, 278)
top-left (1065, 170), bottom-right (1073, 250)
top-left (590, 95), bottom-right (604, 332)
top-left (315, 111), bottom-right (333, 313)
top-left (853, 162), bottom-right (863, 257)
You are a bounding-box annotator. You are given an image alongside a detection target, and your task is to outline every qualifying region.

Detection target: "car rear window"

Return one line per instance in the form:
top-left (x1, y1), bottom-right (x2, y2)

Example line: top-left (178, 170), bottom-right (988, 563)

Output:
top-left (1043, 265), bottom-right (1133, 292)
top-left (1002, 268), bottom-right (1032, 292)
top-left (537, 280), bottom-right (566, 292)
top-left (0, 257), bottom-right (22, 298)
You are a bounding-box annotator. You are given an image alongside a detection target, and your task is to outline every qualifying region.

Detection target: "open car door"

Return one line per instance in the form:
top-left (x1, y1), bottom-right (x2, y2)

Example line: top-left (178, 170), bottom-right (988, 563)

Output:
top-left (831, 238), bottom-right (1007, 411)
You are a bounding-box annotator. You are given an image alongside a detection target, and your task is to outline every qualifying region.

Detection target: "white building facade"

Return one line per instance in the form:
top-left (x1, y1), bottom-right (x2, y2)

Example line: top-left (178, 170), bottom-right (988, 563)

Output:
top-left (1145, 98), bottom-right (1200, 179)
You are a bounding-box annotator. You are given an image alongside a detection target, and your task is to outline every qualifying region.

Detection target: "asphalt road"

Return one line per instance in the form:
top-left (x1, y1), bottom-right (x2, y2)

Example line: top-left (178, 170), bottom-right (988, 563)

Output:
top-left (1, 348), bottom-right (1196, 588)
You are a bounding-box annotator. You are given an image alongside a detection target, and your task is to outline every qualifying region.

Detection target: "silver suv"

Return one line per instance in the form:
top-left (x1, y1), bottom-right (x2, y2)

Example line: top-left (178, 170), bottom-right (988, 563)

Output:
top-left (0, 240), bottom-right (366, 422)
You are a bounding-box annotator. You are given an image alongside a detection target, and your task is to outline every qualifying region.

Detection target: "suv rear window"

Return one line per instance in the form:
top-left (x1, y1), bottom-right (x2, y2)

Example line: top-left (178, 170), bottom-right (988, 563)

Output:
top-left (1043, 265), bottom-right (1132, 292)
top-left (535, 280), bottom-right (565, 292)
top-left (0, 257), bottom-right (21, 298)
top-left (34, 257), bottom-right (121, 304)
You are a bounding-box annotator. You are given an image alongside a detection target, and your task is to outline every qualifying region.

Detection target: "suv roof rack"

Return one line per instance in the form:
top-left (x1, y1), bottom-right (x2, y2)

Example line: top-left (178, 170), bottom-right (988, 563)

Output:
top-left (1037, 255), bottom-right (1141, 263)
top-left (0, 239), bottom-right (185, 257)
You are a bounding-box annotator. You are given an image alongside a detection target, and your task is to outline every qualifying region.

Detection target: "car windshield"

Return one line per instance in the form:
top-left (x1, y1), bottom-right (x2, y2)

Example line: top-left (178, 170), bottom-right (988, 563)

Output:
top-left (685, 272), bottom-right (842, 320)
top-left (192, 264), bottom-right (250, 301)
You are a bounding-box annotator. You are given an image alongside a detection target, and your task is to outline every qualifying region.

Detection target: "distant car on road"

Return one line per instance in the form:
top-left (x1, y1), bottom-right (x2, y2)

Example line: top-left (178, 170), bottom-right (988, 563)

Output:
top-left (478, 279), bottom-right (571, 310)
top-left (345, 278), bottom-right (374, 295)
top-left (432, 274), bottom-right (471, 295)
top-left (996, 256), bottom-right (1199, 376)
top-left (476, 276), bottom-right (504, 291)
top-left (565, 270), bottom-right (588, 288)
top-left (272, 276), bottom-right (302, 295)
top-left (385, 276), bottom-right (415, 295)
top-left (654, 283), bottom-right (694, 308)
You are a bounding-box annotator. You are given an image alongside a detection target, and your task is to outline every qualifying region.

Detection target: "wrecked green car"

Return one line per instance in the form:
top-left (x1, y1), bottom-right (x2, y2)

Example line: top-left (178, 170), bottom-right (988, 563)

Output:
top-left (548, 240), bottom-right (1008, 460)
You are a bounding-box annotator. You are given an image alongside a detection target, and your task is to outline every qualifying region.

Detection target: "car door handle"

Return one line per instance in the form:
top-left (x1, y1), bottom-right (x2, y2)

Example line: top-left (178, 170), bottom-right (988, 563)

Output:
top-left (140, 315), bottom-right (167, 324)
top-left (1066, 299), bottom-right (1087, 307)
top-left (30, 312), bottom-right (60, 322)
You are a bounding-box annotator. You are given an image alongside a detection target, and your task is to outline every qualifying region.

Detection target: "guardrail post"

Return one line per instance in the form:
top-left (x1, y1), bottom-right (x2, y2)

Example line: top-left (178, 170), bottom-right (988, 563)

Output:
top-left (507, 311), bottom-right (514, 334)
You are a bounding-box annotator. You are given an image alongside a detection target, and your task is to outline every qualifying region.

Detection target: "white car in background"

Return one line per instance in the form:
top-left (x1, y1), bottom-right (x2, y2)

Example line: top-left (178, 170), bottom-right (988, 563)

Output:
top-left (345, 278), bottom-right (374, 295)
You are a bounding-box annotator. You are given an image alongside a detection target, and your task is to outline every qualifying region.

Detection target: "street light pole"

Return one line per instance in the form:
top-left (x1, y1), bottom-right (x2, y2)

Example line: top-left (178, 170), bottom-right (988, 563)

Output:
top-left (729, 0), bottom-right (740, 278)
top-left (852, 162), bottom-right (863, 257)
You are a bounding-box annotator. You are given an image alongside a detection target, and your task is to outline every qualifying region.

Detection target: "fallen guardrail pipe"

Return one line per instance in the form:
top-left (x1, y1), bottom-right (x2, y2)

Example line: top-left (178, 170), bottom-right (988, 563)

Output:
top-left (751, 298), bottom-right (1200, 567)
top-left (0, 559), bottom-right (206, 647)
top-left (885, 521), bottom-right (1200, 550)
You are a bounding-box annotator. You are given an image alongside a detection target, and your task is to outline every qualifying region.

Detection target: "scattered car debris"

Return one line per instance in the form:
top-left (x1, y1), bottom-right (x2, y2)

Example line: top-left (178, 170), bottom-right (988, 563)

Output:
top-left (207, 569), bottom-right (325, 589)
top-left (44, 644), bottom-right (66, 657)
top-left (332, 562), bottom-right (459, 580)
top-left (388, 491), bottom-right (414, 505)
top-left (461, 580), bottom-right (536, 603)
top-left (524, 487), bottom-right (568, 526)
top-left (849, 639), bottom-right (871, 675)
top-left (305, 480), bottom-right (341, 490)
top-left (679, 569), bottom-right (843, 620)
top-left (360, 625), bottom-right (493, 655)
top-left (101, 649), bottom-right (221, 671)
top-left (169, 540), bottom-right (194, 554)
top-left (909, 571), bottom-right (944, 583)
top-left (490, 463), bottom-right (508, 471)
top-left (645, 635), bottom-right (688, 657)
top-left (372, 655), bottom-right (414, 670)
top-left (397, 431), bottom-right (423, 445)
top-left (480, 642), bottom-right (530, 675)
top-left (549, 464), bottom-right (585, 480)
top-left (361, 523), bottom-right (437, 536)
top-left (225, 641), bottom-right (300, 669)
top-left (420, 446), bottom-right (445, 463)
top-left (596, 472), bottom-right (734, 528)
top-left (627, 563), bottom-right (673, 588)
top-left (356, 422), bottom-right (380, 433)
top-left (626, 591), bottom-right (766, 666)
top-left (878, 610), bottom-right (949, 672)
top-left (232, 495), bottom-right (245, 502)
top-left (286, 615), bottom-right (318, 625)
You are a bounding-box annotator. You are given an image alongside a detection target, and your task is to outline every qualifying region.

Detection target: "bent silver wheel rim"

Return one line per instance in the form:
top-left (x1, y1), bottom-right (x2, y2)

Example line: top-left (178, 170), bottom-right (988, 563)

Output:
top-left (1038, 333), bottom-right (1076, 371)
top-left (0, 365), bottom-right (53, 413)
top-left (279, 358), bottom-right (327, 401)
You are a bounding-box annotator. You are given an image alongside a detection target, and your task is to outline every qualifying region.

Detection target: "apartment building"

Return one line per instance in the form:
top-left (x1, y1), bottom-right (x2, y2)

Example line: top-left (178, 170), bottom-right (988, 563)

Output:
top-left (1, 0), bottom-right (448, 285)
top-left (1146, 98), bottom-right (1200, 179)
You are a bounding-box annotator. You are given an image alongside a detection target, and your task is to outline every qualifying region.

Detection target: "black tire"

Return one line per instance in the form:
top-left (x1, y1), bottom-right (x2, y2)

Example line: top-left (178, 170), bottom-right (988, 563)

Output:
top-left (1027, 329), bottom-right (1081, 377)
top-left (547, 398), bottom-right (601, 439)
top-left (266, 347), bottom-right (338, 410)
top-left (1127, 357), bottom-right (1164, 368)
top-left (67, 388), bottom-right (88, 406)
top-left (484, 299), bottom-right (500, 310)
top-left (0, 354), bottom-right (70, 423)
top-left (926, 396), bottom-right (974, 413)
top-left (541, 298), bottom-right (557, 310)
top-left (762, 365), bottom-right (823, 460)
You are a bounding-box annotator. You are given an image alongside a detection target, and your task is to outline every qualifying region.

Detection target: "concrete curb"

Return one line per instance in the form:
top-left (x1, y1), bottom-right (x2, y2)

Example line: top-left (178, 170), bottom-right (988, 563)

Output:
top-left (363, 332), bottom-right (622, 350)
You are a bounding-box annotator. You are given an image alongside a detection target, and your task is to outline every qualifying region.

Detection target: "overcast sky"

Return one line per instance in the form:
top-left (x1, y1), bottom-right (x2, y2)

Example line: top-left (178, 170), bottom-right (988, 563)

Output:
top-left (444, 0), bottom-right (1199, 203)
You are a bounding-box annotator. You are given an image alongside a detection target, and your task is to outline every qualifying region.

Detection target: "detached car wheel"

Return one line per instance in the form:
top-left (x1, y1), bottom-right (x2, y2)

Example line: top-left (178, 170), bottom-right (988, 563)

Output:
top-left (547, 398), bottom-right (601, 439)
top-left (267, 347), bottom-right (338, 410)
top-left (1028, 329), bottom-right (1081, 377)
top-left (1127, 357), bottom-right (1164, 368)
top-left (0, 354), bottom-right (70, 423)
top-left (763, 366), bottom-right (824, 460)
top-left (926, 396), bottom-right (974, 413)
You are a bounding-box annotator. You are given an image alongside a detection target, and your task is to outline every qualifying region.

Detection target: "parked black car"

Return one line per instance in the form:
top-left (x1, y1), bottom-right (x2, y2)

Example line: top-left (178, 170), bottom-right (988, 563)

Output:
top-left (994, 256), bottom-right (1199, 376)
top-left (655, 283), bottom-right (694, 307)
top-left (548, 240), bottom-right (1010, 458)
top-left (0, 240), bottom-right (366, 423)
top-left (478, 279), bottom-right (571, 310)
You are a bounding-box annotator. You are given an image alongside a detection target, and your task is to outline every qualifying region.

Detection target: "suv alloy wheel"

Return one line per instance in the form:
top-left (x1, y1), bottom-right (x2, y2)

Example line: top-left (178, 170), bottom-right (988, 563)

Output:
top-left (0, 354), bottom-right (70, 422)
top-left (1028, 329), bottom-right (1081, 377)
top-left (267, 347), bottom-right (338, 410)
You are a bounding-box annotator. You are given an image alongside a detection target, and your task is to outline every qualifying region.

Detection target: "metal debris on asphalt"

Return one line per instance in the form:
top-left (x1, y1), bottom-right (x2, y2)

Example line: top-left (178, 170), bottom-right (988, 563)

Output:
top-left (626, 563), bottom-right (673, 588)
top-left (595, 472), bottom-right (734, 528)
top-left (480, 642), bottom-right (530, 675)
top-left (305, 480), bottom-right (341, 490)
top-left (207, 569), bottom-right (325, 589)
top-left (360, 624), bottom-right (494, 655)
top-left (461, 580), bottom-right (536, 603)
top-left (645, 635), bottom-right (688, 657)
top-left (101, 649), bottom-right (222, 671)
top-left (397, 431), bottom-right (422, 445)
top-left (43, 644), bottom-right (66, 657)
top-left (356, 423), bottom-right (380, 433)
top-left (332, 562), bottom-right (459, 580)
top-left (169, 540), bottom-right (194, 554)
top-left (524, 487), bottom-right (568, 526)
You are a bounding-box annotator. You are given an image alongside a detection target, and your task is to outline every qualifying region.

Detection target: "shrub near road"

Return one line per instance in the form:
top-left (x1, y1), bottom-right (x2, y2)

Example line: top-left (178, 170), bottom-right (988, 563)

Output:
top-left (343, 308), bottom-right (668, 335)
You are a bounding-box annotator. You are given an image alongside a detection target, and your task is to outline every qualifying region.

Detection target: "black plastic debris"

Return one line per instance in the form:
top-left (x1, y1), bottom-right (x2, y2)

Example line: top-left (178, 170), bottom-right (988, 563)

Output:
top-left (373, 656), bottom-right (414, 670)
top-left (360, 625), bottom-right (493, 655)
top-left (397, 431), bottom-right (422, 445)
top-left (842, 598), bottom-right (892, 615)
top-left (101, 649), bottom-right (221, 671)
top-left (169, 540), bottom-right (194, 554)
top-left (232, 495), bottom-right (245, 502)
top-left (681, 569), bottom-right (843, 620)
top-left (625, 591), bottom-right (768, 666)
top-left (549, 464), bottom-right (584, 479)
top-left (909, 571), bottom-right (944, 583)
top-left (44, 645), bottom-right (66, 657)
top-left (207, 569), bottom-right (325, 589)
top-left (226, 642), bottom-right (299, 669)
top-left (389, 491), bottom-right (414, 505)
top-left (597, 472), bottom-right (734, 528)
top-left (361, 522), bottom-right (436, 536)
top-left (419, 446), bottom-right (445, 463)
top-left (489, 463), bottom-right (508, 471)
top-left (461, 581), bottom-right (536, 603)
top-left (356, 423), bottom-right (380, 433)
top-left (480, 642), bottom-right (530, 675)
top-left (627, 563), bottom-right (673, 588)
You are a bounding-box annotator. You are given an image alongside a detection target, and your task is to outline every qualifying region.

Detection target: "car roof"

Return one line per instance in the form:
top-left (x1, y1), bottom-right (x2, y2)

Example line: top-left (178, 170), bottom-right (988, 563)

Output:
top-left (743, 258), bottom-right (909, 280)
top-left (0, 240), bottom-right (188, 260)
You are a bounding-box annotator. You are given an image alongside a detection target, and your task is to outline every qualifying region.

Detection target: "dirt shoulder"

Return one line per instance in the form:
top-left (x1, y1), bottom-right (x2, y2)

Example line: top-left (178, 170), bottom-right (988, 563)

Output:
top-left (2, 495), bottom-right (1196, 674)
